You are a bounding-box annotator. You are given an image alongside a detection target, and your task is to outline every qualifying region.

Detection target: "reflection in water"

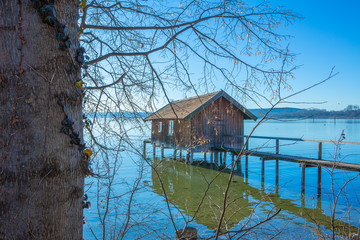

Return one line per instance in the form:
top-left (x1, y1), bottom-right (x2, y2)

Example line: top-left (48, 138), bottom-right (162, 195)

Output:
top-left (150, 159), bottom-right (358, 237)
top-left (152, 159), bottom-right (254, 231)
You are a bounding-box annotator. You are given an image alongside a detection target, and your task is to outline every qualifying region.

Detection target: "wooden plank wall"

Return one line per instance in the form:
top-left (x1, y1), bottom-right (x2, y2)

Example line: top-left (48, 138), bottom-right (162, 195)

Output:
top-left (190, 97), bottom-right (244, 151)
top-left (151, 119), bottom-right (191, 148)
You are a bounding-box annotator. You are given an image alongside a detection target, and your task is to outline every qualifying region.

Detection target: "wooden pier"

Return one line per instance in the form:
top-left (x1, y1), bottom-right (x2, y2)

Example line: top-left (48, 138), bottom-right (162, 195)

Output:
top-left (143, 135), bottom-right (360, 200)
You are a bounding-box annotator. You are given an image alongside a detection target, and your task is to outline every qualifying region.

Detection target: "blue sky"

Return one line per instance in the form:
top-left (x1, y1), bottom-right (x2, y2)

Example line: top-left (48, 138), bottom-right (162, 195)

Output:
top-left (152, 0), bottom-right (359, 111)
top-left (271, 0), bottom-right (360, 110)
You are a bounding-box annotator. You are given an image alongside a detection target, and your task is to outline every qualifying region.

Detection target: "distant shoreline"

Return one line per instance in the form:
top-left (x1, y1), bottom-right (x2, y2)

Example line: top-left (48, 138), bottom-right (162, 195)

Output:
top-left (265, 117), bottom-right (360, 119)
top-left (249, 107), bottom-right (360, 119)
top-left (84, 108), bottom-right (360, 119)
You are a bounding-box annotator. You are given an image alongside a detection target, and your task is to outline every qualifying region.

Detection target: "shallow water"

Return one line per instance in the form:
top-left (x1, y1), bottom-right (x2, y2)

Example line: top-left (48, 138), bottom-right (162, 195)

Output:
top-left (84, 119), bottom-right (360, 239)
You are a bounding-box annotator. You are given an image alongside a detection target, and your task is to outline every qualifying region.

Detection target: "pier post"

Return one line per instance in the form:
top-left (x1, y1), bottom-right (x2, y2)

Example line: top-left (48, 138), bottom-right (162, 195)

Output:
top-left (317, 142), bottom-right (322, 198)
top-left (210, 151), bottom-right (214, 164)
top-left (231, 153), bottom-right (235, 167)
top-left (301, 163), bottom-right (305, 196)
top-left (161, 144), bottom-right (164, 159)
top-left (261, 157), bottom-right (265, 186)
top-left (275, 139), bottom-right (279, 189)
top-left (237, 155), bottom-right (242, 173)
top-left (245, 155), bottom-right (248, 181)
top-left (143, 141), bottom-right (147, 159)
top-left (223, 152), bottom-right (227, 166)
top-left (153, 145), bottom-right (156, 159)
top-left (245, 141), bottom-right (249, 181)
top-left (203, 151), bottom-right (206, 162)
top-left (219, 152), bottom-right (223, 165)
top-left (186, 151), bottom-right (190, 164)
top-left (318, 142), bottom-right (322, 160)
top-left (317, 166), bottom-right (322, 198)
top-left (214, 152), bottom-right (219, 166)
top-left (179, 149), bottom-right (182, 160)
top-left (275, 159), bottom-right (279, 187)
top-left (174, 148), bottom-right (177, 160)
top-left (190, 150), bottom-right (194, 164)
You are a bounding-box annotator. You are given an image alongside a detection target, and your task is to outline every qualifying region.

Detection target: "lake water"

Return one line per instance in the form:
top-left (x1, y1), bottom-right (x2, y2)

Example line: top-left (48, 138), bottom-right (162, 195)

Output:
top-left (84, 119), bottom-right (360, 239)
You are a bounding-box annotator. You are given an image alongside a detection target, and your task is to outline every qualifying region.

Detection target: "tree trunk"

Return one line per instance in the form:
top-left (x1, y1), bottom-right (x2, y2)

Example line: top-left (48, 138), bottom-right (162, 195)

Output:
top-left (0, 0), bottom-right (84, 239)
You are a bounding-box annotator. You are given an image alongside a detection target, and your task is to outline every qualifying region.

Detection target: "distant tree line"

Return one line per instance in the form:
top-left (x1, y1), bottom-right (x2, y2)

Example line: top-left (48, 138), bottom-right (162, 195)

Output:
top-left (344, 105), bottom-right (360, 111)
top-left (266, 105), bottom-right (360, 119)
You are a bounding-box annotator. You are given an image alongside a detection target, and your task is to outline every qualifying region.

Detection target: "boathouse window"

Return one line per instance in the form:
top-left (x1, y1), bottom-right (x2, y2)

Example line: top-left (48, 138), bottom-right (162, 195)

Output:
top-left (168, 120), bottom-right (174, 136)
top-left (158, 122), bottom-right (162, 133)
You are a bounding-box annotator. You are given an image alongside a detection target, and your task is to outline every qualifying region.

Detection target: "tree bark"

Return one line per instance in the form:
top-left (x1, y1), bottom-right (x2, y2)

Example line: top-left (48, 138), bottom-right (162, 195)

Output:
top-left (0, 0), bottom-right (84, 239)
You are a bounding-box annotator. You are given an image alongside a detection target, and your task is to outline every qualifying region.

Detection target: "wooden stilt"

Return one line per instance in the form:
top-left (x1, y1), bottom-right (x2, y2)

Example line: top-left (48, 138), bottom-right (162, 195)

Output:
top-left (190, 150), bottom-right (194, 164)
top-left (210, 151), bottom-right (214, 164)
top-left (245, 141), bottom-right (249, 181)
top-left (161, 144), bottom-right (164, 159)
top-left (186, 151), bottom-right (190, 164)
top-left (203, 151), bottom-right (206, 162)
top-left (301, 163), bottom-right (305, 196)
top-left (261, 157), bottom-right (265, 184)
top-left (318, 142), bottom-right (322, 160)
top-left (317, 166), bottom-right (322, 198)
top-left (223, 152), bottom-right (227, 166)
top-left (245, 155), bottom-right (248, 180)
top-left (237, 155), bottom-right (242, 173)
top-left (261, 160), bottom-right (265, 191)
top-left (275, 159), bottom-right (279, 187)
top-left (215, 152), bottom-right (219, 165)
top-left (179, 149), bottom-right (182, 160)
top-left (174, 148), bottom-right (177, 160)
top-left (219, 152), bottom-right (223, 165)
top-left (143, 141), bottom-right (147, 158)
top-left (153, 145), bottom-right (156, 159)
top-left (317, 142), bottom-right (322, 199)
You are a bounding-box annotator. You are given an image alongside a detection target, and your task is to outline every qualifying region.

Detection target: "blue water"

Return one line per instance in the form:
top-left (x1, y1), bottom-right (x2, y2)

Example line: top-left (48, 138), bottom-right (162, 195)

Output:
top-left (83, 119), bottom-right (360, 239)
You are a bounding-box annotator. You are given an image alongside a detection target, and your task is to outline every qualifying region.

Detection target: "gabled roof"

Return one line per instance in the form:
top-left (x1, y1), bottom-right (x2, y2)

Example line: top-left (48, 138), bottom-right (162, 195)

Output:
top-left (144, 90), bottom-right (257, 121)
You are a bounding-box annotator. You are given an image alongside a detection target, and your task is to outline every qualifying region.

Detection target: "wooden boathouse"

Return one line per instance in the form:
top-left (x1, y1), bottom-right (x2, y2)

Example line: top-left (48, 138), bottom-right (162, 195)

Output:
top-left (143, 92), bottom-right (360, 202)
top-left (144, 90), bottom-right (257, 161)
